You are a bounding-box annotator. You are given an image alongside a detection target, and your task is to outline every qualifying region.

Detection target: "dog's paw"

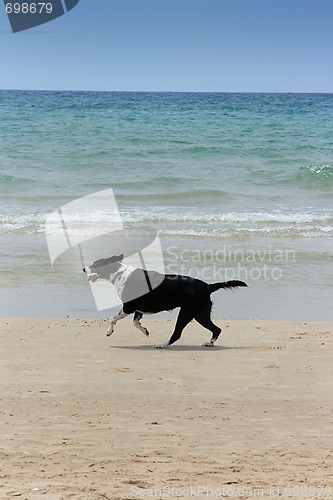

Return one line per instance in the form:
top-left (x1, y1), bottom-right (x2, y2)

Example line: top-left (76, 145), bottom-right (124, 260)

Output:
top-left (202, 341), bottom-right (215, 347)
top-left (106, 329), bottom-right (113, 337)
top-left (154, 342), bottom-right (169, 349)
top-left (143, 328), bottom-right (149, 337)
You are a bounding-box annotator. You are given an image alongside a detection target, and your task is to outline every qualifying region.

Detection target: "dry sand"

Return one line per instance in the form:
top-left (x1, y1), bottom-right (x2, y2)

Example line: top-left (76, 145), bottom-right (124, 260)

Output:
top-left (0, 317), bottom-right (332, 499)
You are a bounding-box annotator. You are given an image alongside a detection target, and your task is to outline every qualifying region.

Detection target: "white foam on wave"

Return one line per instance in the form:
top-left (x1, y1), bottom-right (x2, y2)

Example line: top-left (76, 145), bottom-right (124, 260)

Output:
top-left (122, 209), bottom-right (333, 225)
top-left (1, 209), bottom-right (122, 236)
top-left (1, 207), bottom-right (332, 238)
top-left (300, 164), bottom-right (333, 177)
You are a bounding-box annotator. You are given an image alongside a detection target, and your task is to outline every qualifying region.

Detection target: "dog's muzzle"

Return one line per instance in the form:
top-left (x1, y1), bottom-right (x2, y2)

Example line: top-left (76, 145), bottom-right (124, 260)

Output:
top-left (83, 267), bottom-right (99, 283)
top-left (87, 273), bottom-right (99, 282)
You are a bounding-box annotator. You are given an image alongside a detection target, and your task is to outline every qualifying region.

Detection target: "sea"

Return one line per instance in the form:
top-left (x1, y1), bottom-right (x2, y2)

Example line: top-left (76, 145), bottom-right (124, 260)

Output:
top-left (1, 91), bottom-right (332, 321)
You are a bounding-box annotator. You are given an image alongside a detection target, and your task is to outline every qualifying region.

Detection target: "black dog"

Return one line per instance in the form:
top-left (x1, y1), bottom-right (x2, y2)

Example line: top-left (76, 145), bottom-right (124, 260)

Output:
top-left (83, 254), bottom-right (247, 348)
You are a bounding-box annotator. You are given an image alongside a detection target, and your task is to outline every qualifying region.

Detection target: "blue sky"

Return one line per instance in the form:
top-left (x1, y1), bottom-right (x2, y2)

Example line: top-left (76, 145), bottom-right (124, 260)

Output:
top-left (1, 0), bottom-right (332, 92)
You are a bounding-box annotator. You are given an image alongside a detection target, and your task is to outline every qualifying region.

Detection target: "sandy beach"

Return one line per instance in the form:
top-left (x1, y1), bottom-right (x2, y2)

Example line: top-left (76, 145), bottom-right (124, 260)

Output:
top-left (0, 317), bottom-right (332, 499)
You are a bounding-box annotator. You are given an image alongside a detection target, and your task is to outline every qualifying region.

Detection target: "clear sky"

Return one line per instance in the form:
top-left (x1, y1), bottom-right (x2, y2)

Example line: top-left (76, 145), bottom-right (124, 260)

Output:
top-left (1, 0), bottom-right (332, 92)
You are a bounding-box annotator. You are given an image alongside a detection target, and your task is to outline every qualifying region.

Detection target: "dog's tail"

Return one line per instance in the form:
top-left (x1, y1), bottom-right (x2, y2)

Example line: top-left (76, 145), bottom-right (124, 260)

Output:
top-left (208, 281), bottom-right (247, 294)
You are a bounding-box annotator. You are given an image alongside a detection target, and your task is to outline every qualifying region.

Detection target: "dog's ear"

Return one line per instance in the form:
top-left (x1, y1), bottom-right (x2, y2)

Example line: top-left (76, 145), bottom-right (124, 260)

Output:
top-left (109, 254), bottom-right (124, 263)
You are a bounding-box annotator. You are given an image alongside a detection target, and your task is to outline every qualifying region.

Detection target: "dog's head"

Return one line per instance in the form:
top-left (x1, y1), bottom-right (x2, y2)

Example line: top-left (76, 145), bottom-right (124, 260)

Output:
top-left (83, 254), bottom-right (124, 282)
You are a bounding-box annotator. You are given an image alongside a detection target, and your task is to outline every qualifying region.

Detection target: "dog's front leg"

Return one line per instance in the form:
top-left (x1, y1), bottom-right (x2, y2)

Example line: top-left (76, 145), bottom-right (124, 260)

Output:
top-left (133, 311), bottom-right (149, 337)
top-left (107, 309), bottom-right (128, 336)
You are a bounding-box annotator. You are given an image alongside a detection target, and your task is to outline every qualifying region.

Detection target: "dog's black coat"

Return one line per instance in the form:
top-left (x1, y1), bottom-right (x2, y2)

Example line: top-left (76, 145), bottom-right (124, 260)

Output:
top-left (122, 269), bottom-right (241, 314)
top-left (84, 254), bottom-right (247, 348)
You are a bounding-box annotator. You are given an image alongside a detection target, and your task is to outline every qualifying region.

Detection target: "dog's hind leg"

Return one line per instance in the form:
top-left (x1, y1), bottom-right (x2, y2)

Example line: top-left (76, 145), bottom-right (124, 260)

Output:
top-left (133, 311), bottom-right (149, 337)
top-left (107, 309), bottom-right (128, 336)
top-left (155, 307), bottom-right (194, 348)
top-left (195, 308), bottom-right (222, 347)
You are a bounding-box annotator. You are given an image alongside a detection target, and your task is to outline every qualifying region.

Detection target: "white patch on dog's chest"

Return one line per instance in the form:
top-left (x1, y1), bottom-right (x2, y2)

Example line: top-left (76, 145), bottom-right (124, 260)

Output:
top-left (112, 265), bottom-right (136, 298)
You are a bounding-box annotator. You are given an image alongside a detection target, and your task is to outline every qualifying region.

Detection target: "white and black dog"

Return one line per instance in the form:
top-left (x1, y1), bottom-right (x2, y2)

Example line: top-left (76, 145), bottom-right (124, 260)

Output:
top-left (83, 254), bottom-right (247, 348)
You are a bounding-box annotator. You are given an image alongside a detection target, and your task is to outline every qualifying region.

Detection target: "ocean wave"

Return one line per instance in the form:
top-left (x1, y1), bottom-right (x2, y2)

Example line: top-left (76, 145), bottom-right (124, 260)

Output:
top-left (0, 173), bottom-right (20, 183)
top-left (2, 208), bottom-right (332, 239)
top-left (300, 164), bottom-right (333, 177)
top-left (122, 210), bottom-right (333, 225)
top-left (249, 164), bottom-right (333, 190)
top-left (156, 225), bottom-right (333, 239)
top-left (0, 173), bottom-right (35, 186)
top-left (296, 164), bottom-right (333, 188)
top-left (180, 145), bottom-right (223, 155)
top-left (116, 188), bottom-right (232, 203)
top-left (88, 176), bottom-right (190, 191)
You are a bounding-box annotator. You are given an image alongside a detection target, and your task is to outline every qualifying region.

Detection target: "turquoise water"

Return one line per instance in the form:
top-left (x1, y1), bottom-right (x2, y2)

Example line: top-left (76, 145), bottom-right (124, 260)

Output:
top-left (1, 91), bottom-right (332, 320)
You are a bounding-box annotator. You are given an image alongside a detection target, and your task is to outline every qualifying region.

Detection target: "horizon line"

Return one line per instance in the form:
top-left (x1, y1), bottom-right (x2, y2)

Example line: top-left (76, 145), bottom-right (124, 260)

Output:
top-left (1, 88), bottom-right (333, 95)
